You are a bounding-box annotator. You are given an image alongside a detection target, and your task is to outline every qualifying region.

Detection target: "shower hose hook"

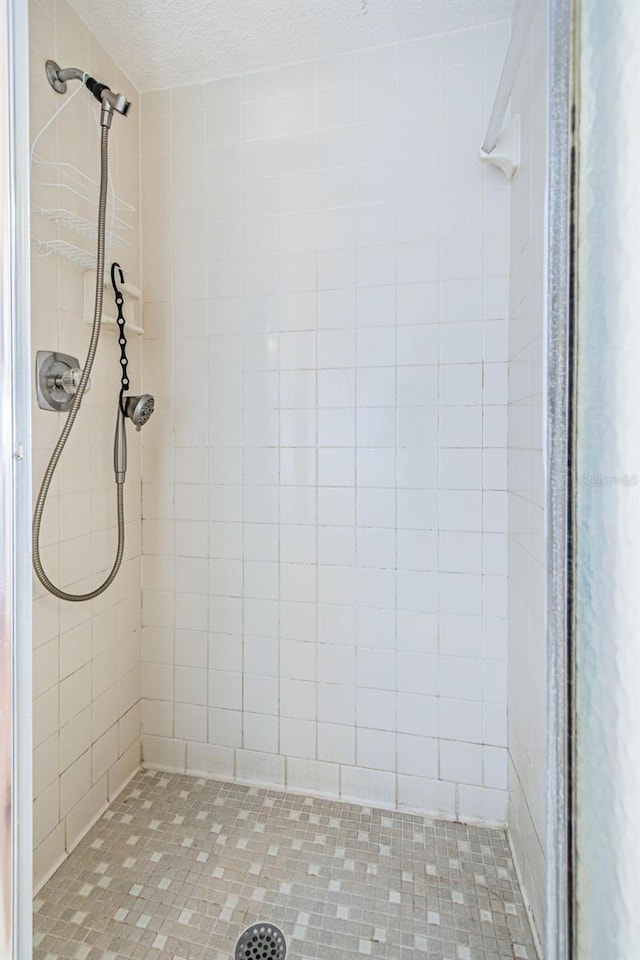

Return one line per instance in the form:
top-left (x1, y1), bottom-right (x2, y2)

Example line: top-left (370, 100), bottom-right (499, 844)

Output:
top-left (111, 261), bottom-right (130, 415)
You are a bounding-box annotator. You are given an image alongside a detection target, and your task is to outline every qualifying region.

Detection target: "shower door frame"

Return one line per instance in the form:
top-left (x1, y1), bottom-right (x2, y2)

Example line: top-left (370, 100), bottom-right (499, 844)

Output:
top-left (546, 0), bottom-right (576, 956)
top-left (545, 0), bottom-right (640, 954)
top-left (0, 0), bottom-right (32, 956)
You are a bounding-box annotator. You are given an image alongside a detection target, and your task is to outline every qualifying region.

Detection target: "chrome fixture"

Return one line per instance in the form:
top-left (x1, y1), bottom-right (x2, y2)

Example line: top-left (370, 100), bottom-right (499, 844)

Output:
top-left (32, 59), bottom-right (134, 603)
top-left (234, 923), bottom-right (287, 960)
top-left (35, 350), bottom-right (91, 413)
top-left (45, 59), bottom-right (131, 128)
top-left (113, 393), bottom-right (154, 485)
top-left (124, 394), bottom-right (155, 431)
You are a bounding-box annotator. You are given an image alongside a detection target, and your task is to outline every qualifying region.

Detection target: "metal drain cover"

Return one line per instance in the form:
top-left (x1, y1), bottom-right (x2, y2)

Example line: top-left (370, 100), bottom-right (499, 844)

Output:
top-left (234, 921), bottom-right (287, 959)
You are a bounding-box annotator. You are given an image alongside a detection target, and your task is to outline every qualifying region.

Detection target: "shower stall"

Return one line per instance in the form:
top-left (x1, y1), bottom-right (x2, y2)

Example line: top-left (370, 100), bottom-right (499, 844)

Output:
top-left (19, 0), bottom-right (552, 956)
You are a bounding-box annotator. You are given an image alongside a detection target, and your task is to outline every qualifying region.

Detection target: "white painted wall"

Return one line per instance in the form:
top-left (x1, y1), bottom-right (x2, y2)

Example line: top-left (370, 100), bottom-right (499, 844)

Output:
top-left (140, 23), bottom-right (513, 821)
top-left (29, 0), bottom-right (142, 890)
top-left (507, 0), bottom-right (547, 945)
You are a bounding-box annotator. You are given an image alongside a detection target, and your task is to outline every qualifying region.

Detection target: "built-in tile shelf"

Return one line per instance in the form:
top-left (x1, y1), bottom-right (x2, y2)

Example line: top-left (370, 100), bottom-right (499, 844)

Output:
top-left (83, 270), bottom-right (144, 335)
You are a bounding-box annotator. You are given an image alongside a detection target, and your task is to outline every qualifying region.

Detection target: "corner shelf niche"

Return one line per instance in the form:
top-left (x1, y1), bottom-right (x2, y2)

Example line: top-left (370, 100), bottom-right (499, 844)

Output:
top-left (83, 270), bottom-right (144, 336)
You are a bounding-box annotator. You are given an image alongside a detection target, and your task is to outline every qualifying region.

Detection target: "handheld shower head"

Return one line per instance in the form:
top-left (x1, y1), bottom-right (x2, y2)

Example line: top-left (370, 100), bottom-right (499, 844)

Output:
top-left (123, 394), bottom-right (155, 430)
top-left (113, 396), bottom-right (154, 482)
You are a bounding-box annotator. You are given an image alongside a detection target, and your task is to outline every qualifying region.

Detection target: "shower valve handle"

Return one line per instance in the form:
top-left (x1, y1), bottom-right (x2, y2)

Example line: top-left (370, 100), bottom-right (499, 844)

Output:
top-left (36, 350), bottom-right (91, 413)
top-left (55, 367), bottom-right (91, 396)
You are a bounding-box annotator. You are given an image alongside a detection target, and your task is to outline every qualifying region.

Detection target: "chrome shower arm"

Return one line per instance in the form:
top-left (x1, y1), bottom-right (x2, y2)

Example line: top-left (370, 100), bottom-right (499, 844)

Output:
top-left (45, 60), bottom-right (131, 126)
top-left (56, 66), bottom-right (86, 84)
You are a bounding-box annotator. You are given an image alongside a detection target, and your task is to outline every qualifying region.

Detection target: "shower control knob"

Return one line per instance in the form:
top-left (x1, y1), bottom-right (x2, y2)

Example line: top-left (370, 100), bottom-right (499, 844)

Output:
top-left (36, 350), bottom-right (91, 412)
top-left (57, 367), bottom-right (90, 396)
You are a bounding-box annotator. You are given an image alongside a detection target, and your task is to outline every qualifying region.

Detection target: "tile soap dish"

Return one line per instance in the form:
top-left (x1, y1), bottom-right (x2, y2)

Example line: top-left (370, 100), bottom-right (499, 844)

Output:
top-left (84, 270), bottom-right (144, 336)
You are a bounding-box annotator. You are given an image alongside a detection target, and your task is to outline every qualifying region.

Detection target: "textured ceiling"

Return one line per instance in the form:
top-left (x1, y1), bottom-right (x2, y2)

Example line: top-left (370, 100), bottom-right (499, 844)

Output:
top-left (68, 0), bottom-right (513, 92)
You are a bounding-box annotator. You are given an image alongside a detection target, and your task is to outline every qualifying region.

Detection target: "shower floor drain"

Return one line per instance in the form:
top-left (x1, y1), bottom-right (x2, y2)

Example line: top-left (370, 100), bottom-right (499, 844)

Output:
top-left (234, 921), bottom-right (287, 959)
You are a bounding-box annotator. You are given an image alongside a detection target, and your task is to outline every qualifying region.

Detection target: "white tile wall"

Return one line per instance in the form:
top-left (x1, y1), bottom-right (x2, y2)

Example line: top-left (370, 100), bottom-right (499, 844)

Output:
top-left (141, 24), bottom-right (512, 822)
top-left (29, 0), bottom-right (142, 890)
top-left (507, 0), bottom-right (548, 946)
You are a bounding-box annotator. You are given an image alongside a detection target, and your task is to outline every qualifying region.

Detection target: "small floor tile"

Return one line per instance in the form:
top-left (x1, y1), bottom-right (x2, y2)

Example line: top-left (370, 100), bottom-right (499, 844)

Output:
top-left (33, 771), bottom-right (537, 960)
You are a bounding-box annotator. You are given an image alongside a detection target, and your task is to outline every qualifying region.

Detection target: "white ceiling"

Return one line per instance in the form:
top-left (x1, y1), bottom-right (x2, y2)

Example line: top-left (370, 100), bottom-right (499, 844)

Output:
top-left (68, 0), bottom-right (513, 92)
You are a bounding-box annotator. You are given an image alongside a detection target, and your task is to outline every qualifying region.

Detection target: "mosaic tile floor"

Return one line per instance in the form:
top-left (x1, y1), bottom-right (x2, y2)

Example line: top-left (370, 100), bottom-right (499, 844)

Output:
top-left (33, 770), bottom-right (537, 960)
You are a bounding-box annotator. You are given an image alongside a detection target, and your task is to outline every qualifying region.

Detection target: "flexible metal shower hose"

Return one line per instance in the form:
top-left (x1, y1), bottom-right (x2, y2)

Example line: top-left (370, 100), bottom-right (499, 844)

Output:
top-left (32, 123), bottom-right (125, 601)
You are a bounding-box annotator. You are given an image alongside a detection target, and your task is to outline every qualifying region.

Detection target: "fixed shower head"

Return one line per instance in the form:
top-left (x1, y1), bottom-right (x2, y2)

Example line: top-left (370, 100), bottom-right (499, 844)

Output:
top-left (45, 60), bottom-right (131, 126)
top-left (124, 394), bottom-right (155, 430)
